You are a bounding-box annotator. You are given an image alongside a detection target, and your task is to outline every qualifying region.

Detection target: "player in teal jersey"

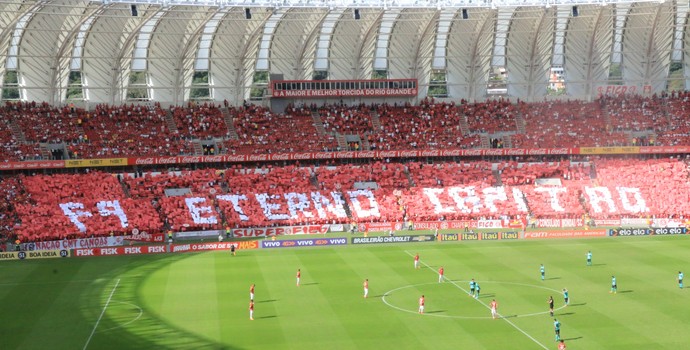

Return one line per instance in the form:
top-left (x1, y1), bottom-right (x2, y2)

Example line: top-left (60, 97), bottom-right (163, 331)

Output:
top-left (586, 251), bottom-right (592, 266)
top-left (678, 271), bottom-right (684, 289)
top-left (554, 318), bottom-right (561, 341)
top-left (540, 264), bottom-right (545, 281)
top-left (469, 279), bottom-right (476, 297)
top-left (475, 283), bottom-right (480, 299)
top-left (610, 275), bottom-right (617, 294)
top-left (562, 288), bottom-right (569, 306)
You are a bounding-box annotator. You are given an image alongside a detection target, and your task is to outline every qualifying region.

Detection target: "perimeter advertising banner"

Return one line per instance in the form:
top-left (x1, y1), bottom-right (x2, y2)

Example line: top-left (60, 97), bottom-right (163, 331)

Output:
top-left (73, 246), bottom-right (167, 256)
top-left (260, 237), bottom-right (347, 248)
top-left (0, 249), bottom-right (70, 261)
top-left (171, 241), bottom-right (259, 253)
top-left (524, 230), bottom-right (607, 239)
top-left (20, 236), bottom-right (125, 251)
top-left (351, 235), bottom-right (435, 245)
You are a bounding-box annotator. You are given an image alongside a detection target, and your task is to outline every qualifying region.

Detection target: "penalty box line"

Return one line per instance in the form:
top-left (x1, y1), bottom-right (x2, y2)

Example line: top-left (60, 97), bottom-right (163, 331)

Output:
top-left (83, 278), bottom-right (120, 350)
top-left (403, 251), bottom-right (549, 350)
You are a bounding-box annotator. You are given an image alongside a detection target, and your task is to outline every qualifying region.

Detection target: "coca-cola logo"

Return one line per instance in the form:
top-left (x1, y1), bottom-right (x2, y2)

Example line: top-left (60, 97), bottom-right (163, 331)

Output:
top-left (526, 149), bottom-right (547, 155)
top-left (420, 150), bottom-right (439, 157)
top-left (399, 151), bottom-right (418, 157)
top-left (313, 152), bottom-right (332, 159)
top-left (292, 153), bottom-right (313, 160)
top-left (356, 151), bottom-right (375, 158)
top-left (248, 154), bottom-right (268, 161)
top-left (156, 157), bottom-right (178, 164)
top-left (441, 150), bottom-right (461, 157)
top-left (335, 152), bottom-right (355, 159)
top-left (203, 155), bottom-right (224, 162)
top-left (378, 151), bottom-right (397, 158)
top-left (505, 149), bottom-right (525, 156)
top-left (0, 163), bottom-right (10, 169)
top-left (484, 149), bottom-right (504, 156)
top-left (226, 155), bottom-right (246, 162)
top-left (270, 154), bottom-right (290, 161)
top-left (180, 156), bottom-right (201, 163)
top-left (135, 157), bottom-right (155, 165)
top-left (547, 148), bottom-right (570, 155)
top-left (463, 149), bottom-right (483, 156)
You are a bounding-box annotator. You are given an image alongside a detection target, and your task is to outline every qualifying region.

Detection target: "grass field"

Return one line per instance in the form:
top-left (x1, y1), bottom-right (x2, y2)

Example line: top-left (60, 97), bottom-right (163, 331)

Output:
top-left (1, 235), bottom-right (689, 350)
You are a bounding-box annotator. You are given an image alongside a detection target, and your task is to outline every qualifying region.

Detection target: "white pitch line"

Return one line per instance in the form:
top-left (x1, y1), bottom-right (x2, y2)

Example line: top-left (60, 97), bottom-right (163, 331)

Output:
top-left (404, 251), bottom-right (549, 350)
top-left (83, 278), bottom-right (120, 350)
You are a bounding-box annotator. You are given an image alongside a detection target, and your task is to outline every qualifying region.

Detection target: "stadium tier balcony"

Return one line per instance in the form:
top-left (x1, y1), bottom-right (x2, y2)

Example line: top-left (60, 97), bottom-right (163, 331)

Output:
top-left (461, 98), bottom-right (523, 134)
top-left (5, 102), bottom-right (85, 144)
top-left (374, 102), bottom-right (479, 150)
top-left (77, 103), bottom-right (193, 158)
top-left (171, 103), bottom-right (228, 139)
top-left (318, 104), bottom-right (374, 135)
top-left (227, 105), bottom-right (337, 154)
top-left (513, 100), bottom-right (628, 148)
top-left (605, 95), bottom-right (668, 133)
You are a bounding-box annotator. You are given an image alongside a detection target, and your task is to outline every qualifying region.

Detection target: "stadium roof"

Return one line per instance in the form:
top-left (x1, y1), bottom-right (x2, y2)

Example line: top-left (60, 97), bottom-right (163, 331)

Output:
top-left (0, 0), bottom-right (686, 106)
top-left (104, 0), bottom-right (661, 9)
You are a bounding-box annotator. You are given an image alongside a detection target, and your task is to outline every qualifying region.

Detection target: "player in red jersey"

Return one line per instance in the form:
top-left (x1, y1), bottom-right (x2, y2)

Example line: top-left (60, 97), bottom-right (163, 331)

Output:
top-left (296, 269), bottom-right (301, 286)
top-left (414, 253), bottom-right (420, 269)
top-left (438, 266), bottom-right (444, 283)
top-left (363, 279), bottom-right (369, 298)
top-left (250, 284), bottom-right (255, 301)
top-left (249, 300), bottom-right (254, 320)
top-left (557, 340), bottom-right (566, 350)
top-left (490, 299), bottom-right (498, 319)
top-left (418, 295), bottom-right (425, 314)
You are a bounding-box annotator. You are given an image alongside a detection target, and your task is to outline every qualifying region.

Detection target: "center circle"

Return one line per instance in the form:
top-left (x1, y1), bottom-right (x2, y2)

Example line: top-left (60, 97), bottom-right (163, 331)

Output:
top-left (381, 281), bottom-right (567, 319)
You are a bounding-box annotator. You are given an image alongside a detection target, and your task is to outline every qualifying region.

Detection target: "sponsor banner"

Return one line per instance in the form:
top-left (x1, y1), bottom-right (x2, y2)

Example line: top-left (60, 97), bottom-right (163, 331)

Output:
top-left (608, 228), bottom-right (651, 236)
top-left (128, 155), bottom-right (234, 166)
top-left (0, 160), bottom-right (65, 171)
top-left (171, 241), bottom-right (259, 253)
top-left (439, 233), bottom-right (459, 241)
top-left (501, 231), bottom-right (520, 240)
top-left (638, 146), bottom-right (690, 154)
top-left (535, 218), bottom-right (585, 228)
top-left (65, 158), bottom-right (127, 168)
top-left (596, 84), bottom-right (652, 96)
top-left (21, 236), bottom-right (124, 251)
top-left (123, 233), bottom-right (165, 242)
top-left (651, 227), bottom-right (687, 235)
top-left (579, 147), bottom-right (640, 155)
top-left (0, 249), bottom-right (70, 261)
top-left (651, 218), bottom-right (684, 228)
top-left (260, 237), bottom-right (348, 248)
top-left (524, 230), bottom-right (607, 239)
top-left (74, 245), bottom-right (167, 257)
top-left (231, 225), bottom-right (329, 238)
top-left (620, 218), bottom-right (649, 227)
top-left (176, 230), bottom-right (223, 238)
top-left (329, 224), bottom-right (345, 232)
top-left (351, 235), bottom-right (436, 245)
top-left (595, 219), bottom-right (621, 226)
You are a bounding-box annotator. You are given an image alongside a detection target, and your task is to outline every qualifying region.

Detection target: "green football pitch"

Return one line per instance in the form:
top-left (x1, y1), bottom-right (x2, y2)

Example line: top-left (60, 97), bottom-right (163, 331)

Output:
top-left (1, 235), bottom-right (689, 350)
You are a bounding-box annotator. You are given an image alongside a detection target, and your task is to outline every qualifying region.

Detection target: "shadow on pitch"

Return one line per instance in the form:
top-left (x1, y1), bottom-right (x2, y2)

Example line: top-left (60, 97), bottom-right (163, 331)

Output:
top-left (479, 293), bottom-right (495, 298)
top-left (372, 294), bottom-right (386, 298)
top-left (257, 299), bottom-right (277, 303)
top-left (258, 315), bottom-right (277, 319)
top-left (546, 277), bottom-right (561, 280)
top-left (619, 290), bottom-right (633, 294)
top-left (302, 282), bottom-right (319, 286)
top-left (427, 310), bottom-right (445, 314)
top-left (563, 336), bottom-right (583, 341)
top-left (569, 302), bottom-right (586, 307)
top-left (557, 312), bottom-right (575, 316)
top-left (591, 263), bottom-right (606, 267)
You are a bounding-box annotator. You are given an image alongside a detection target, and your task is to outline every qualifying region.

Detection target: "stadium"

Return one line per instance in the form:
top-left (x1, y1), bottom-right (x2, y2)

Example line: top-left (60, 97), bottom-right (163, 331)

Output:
top-left (1, 0), bottom-right (690, 349)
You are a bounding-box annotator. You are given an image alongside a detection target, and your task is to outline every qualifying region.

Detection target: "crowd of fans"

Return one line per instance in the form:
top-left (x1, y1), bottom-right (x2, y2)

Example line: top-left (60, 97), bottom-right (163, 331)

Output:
top-left (3, 94), bottom-right (690, 162)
